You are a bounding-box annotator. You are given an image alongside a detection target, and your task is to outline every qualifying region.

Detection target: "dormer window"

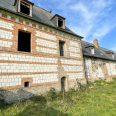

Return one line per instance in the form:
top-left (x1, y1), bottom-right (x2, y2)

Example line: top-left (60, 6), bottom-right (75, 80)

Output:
top-left (58, 18), bottom-right (63, 28)
top-left (84, 44), bottom-right (95, 55)
top-left (20, 2), bottom-right (30, 15)
top-left (105, 51), bottom-right (114, 59)
top-left (91, 47), bottom-right (94, 54)
top-left (50, 14), bottom-right (65, 29)
top-left (18, 0), bottom-right (34, 17)
top-left (112, 53), bottom-right (114, 59)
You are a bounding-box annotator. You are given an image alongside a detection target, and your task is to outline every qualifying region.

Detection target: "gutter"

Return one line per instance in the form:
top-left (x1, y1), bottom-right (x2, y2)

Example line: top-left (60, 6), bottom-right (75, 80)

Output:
top-left (0, 6), bottom-right (84, 39)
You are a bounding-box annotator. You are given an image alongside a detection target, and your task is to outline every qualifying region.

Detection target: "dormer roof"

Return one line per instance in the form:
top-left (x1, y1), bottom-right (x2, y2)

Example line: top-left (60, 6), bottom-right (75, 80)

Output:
top-left (13, 0), bottom-right (34, 6)
top-left (50, 14), bottom-right (65, 21)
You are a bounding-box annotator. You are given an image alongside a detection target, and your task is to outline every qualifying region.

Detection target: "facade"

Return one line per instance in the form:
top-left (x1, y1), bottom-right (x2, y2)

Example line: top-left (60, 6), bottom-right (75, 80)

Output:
top-left (82, 39), bottom-right (116, 82)
top-left (0, 0), bottom-right (85, 103)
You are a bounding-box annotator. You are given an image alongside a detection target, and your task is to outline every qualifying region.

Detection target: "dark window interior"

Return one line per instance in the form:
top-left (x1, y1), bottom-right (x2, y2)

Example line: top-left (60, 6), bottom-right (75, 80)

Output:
top-left (18, 31), bottom-right (31, 52)
top-left (61, 77), bottom-right (66, 90)
top-left (59, 41), bottom-right (65, 56)
top-left (20, 1), bottom-right (30, 15)
top-left (58, 18), bottom-right (63, 27)
top-left (24, 82), bottom-right (29, 87)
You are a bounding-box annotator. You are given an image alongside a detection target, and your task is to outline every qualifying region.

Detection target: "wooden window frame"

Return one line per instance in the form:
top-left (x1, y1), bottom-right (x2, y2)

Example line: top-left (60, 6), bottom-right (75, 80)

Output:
top-left (18, 0), bottom-right (32, 17)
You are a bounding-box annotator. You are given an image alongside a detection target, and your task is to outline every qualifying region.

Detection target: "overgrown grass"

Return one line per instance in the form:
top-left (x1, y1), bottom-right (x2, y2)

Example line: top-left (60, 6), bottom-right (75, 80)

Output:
top-left (0, 78), bottom-right (116, 116)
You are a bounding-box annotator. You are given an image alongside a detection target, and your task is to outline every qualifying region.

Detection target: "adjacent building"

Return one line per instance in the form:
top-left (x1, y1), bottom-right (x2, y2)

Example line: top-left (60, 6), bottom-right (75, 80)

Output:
top-left (82, 39), bottom-right (116, 82)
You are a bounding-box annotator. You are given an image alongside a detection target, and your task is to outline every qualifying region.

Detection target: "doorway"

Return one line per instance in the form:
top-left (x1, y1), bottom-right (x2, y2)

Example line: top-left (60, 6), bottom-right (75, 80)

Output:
top-left (61, 77), bottom-right (66, 91)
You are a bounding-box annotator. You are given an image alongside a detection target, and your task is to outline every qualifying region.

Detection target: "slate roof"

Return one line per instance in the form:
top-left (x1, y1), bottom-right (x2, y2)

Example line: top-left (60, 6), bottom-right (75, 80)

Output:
top-left (81, 40), bottom-right (116, 61)
top-left (0, 0), bottom-right (83, 38)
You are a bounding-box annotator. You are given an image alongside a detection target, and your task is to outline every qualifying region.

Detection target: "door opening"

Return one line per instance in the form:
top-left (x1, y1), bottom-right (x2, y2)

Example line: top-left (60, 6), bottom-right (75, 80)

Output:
top-left (61, 77), bottom-right (66, 91)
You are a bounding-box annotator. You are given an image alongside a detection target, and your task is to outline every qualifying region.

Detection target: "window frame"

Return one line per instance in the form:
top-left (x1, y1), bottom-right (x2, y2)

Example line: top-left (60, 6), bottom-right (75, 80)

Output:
top-left (57, 17), bottom-right (65, 29)
top-left (59, 41), bottom-right (65, 57)
top-left (91, 47), bottom-right (94, 54)
top-left (18, 30), bottom-right (31, 53)
top-left (112, 53), bottom-right (114, 59)
top-left (18, 0), bottom-right (32, 17)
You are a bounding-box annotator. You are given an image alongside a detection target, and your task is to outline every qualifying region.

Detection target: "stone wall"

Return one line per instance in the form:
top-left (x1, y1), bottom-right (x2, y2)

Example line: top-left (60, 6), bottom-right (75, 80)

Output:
top-left (84, 56), bottom-right (115, 81)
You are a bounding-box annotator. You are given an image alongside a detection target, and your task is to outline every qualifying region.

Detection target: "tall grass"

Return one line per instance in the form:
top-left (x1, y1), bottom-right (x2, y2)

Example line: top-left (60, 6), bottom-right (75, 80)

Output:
top-left (0, 78), bottom-right (116, 116)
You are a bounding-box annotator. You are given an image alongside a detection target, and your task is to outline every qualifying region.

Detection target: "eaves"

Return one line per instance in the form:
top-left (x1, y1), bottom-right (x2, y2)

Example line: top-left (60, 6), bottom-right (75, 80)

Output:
top-left (0, 6), bottom-right (84, 39)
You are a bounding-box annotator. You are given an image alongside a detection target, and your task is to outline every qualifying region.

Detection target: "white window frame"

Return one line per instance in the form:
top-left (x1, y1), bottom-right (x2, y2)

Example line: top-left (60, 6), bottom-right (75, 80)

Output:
top-left (91, 47), bottom-right (94, 54)
top-left (18, 0), bottom-right (32, 17)
top-left (112, 53), bottom-right (114, 59)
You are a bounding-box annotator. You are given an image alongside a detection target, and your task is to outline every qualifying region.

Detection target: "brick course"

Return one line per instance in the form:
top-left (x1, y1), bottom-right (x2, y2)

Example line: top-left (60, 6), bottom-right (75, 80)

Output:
top-left (0, 9), bottom-right (85, 103)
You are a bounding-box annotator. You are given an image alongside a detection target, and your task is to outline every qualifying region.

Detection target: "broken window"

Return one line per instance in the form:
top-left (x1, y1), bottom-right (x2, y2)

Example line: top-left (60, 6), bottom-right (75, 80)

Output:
top-left (59, 41), bottom-right (65, 56)
top-left (18, 31), bottom-right (31, 52)
top-left (20, 1), bottom-right (30, 15)
top-left (58, 18), bottom-right (63, 28)
top-left (24, 82), bottom-right (29, 87)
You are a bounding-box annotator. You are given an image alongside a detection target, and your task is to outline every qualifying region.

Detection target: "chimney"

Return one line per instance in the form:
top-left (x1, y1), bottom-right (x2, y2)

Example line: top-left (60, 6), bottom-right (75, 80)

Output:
top-left (93, 39), bottom-right (99, 48)
top-left (50, 9), bottom-right (52, 13)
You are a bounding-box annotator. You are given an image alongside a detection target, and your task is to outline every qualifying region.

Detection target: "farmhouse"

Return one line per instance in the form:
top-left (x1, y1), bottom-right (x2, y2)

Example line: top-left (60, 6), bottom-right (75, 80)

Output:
top-left (0, 0), bottom-right (116, 104)
top-left (0, 0), bottom-right (85, 103)
top-left (82, 39), bottom-right (116, 82)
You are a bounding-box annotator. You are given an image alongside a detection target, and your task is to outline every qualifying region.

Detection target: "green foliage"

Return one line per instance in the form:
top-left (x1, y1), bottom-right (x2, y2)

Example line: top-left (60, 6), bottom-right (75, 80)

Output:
top-left (1, 78), bottom-right (116, 116)
top-left (0, 94), bottom-right (6, 107)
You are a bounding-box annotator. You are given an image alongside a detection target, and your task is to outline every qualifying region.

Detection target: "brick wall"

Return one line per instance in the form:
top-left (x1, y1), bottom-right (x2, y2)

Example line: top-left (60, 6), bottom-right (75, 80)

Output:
top-left (0, 9), bottom-right (85, 103)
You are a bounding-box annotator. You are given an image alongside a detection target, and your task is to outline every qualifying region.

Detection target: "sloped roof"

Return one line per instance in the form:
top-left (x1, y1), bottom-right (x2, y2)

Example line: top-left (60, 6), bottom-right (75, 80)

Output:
top-left (81, 40), bottom-right (116, 61)
top-left (0, 0), bottom-right (83, 38)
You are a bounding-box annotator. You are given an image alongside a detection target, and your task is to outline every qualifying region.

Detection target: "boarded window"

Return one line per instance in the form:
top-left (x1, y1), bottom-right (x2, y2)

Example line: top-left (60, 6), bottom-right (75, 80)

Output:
top-left (59, 41), bottom-right (65, 56)
top-left (20, 2), bottom-right (30, 15)
top-left (18, 31), bottom-right (31, 52)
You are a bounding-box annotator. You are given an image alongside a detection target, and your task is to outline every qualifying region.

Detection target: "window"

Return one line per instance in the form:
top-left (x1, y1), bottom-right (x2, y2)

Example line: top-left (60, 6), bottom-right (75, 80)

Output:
top-left (58, 18), bottom-right (63, 28)
top-left (59, 41), bottom-right (65, 56)
top-left (112, 54), bottom-right (114, 59)
top-left (61, 77), bottom-right (66, 91)
top-left (18, 31), bottom-right (31, 52)
top-left (91, 47), bottom-right (94, 54)
top-left (24, 82), bottom-right (29, 87)
top-left (20, 1), bottom-right (30, 15)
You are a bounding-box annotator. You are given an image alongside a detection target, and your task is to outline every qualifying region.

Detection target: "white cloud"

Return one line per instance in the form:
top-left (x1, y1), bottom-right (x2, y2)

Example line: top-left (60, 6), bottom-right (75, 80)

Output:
top-left (69, 0), bottom-right (115, 42)
top-left (29, 0), bottom-right (116, 46)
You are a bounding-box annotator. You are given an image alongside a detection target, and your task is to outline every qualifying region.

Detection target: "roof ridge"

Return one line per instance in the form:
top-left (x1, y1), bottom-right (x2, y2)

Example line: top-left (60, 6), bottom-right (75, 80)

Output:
top-left (100, 46), bottom-right (114, 52)
top-left (81, 40), bottom-right (94, 45)
top-left (81, 40), bottom-right (116, 53)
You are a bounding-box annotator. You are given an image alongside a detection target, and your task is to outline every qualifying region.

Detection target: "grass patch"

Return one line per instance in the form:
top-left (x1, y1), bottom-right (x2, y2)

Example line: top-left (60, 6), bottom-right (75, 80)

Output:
top-left (0, 78), bottom-right (116, 116)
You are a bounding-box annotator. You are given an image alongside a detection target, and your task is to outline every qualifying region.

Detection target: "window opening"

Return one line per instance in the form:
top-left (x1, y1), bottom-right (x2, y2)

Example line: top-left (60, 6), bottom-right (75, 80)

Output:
top-left (91, 48), bottom-right (94, 54)
top-left (20, 1), bottom-right (30, 15)
top-left (24, 82), bottom-right (29, 87)
top-left (59, 41), bottom-right (65, 56)
top-left (18, 31), bottom-right (31, 52)
top-left (58, 18), bottom-right (63, 28)
top-left (112, 54), bottom-right (114, 59)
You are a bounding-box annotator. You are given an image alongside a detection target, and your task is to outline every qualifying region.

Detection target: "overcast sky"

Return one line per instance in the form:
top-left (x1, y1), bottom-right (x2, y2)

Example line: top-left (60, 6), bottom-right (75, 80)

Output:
top-left (30, 0), bottom-right (116, 51)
